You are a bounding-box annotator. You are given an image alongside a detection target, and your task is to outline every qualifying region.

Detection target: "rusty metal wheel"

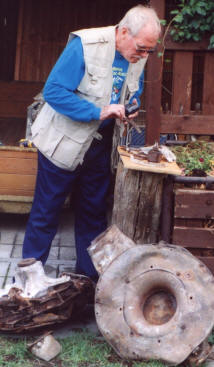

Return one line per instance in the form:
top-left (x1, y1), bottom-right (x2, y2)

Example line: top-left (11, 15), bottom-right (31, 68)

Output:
top-left (93, 236), bottom-right (214, 365)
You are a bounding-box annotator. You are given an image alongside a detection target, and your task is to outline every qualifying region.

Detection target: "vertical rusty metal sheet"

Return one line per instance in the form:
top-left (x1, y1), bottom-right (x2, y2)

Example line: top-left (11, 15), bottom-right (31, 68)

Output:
top-left (145, 0), bottom-right (165, 145)
top-left (171, 52), bottom-right (193, 114)
top-left (203, 53), bottom-right (214, 115)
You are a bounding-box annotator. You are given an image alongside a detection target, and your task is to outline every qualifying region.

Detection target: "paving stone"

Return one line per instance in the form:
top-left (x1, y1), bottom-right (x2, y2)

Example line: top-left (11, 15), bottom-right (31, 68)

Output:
top-left (0, 244), bottom-right (13, 258)
top-left (44, 264), bottom-right (58, 278)
top-left (59, 247), bottom-right (76, 260)
top-left (11, 245), bottom-right (22, 258)
top-left (0, 277), bottom-right (5, 288)
top-left (59, 262), bottom-right (76, 274)
top-left (15, 231), bottom-right (25, 245)
top-left (4, 277), bottom-right (13, 289)
top-left (58, 227), bottom-right (75, 247)
top-left (0, 263), bottom-right (9, 276)
top-left (52, 238), bottom-right (60, 247)
top-left (8, 262), bottom-right (19, 277)
top-left (49, 246), bottom-right (59, 260)
top-left (0, 231), bottom-right (16, 245)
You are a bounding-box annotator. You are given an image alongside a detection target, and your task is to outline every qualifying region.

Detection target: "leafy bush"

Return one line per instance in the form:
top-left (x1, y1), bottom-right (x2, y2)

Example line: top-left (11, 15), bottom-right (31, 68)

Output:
top-left (171, 141), bottom-right (214, 176)
top-left (170, 0), bottom-right (214, 49)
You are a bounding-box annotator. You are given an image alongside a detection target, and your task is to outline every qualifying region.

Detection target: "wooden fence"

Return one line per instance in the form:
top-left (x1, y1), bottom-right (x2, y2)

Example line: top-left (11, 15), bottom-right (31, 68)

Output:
top-left (147, 0), bottom-right (214, 273)
top-left (146, 0), bottom-right (214, 144)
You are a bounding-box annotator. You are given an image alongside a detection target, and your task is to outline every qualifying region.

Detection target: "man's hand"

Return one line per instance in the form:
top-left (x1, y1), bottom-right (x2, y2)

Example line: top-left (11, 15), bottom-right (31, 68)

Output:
top-left (100, 104), bottom-right (125, 121)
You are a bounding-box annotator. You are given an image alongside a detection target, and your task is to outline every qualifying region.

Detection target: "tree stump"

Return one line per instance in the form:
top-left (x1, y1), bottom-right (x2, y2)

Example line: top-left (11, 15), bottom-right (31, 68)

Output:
top-left (112, 159), bottom-right (165, 243)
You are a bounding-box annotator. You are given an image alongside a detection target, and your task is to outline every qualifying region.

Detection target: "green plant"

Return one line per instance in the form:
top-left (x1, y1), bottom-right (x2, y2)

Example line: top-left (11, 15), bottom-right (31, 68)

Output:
top-left (171, 141), bottom-right (214, 176)
top-left (0, 333), bottom-right (167, 367)
top-left (170, 0), bottom-right (214, 49)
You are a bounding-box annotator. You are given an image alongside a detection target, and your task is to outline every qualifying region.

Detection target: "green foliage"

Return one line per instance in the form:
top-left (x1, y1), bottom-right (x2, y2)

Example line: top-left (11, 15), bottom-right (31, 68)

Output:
top-left (170, 0), bottom-right (214, 49)
top-left (171, 141), bottom-right (214, 176)
top-left (0, 333), bottom-right (167, 367)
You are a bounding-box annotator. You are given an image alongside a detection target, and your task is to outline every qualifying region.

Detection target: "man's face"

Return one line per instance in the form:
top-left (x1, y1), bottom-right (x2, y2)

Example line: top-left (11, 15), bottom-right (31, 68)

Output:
top-left (117, 25), bottom-right (159, 63)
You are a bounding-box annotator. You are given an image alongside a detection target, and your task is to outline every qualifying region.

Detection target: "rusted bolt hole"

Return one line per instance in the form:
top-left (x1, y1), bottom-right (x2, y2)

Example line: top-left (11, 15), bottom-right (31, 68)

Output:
top-left (150, 265), bottom-right (153, 269)
top-left (142, 287), bottom-right (177, 325)
top-left (158, 340), bottom-right (161, 343)
top-left (119, 307), bottom-right (122, 311)
top-left (189, 296), bottom-right (193, 300)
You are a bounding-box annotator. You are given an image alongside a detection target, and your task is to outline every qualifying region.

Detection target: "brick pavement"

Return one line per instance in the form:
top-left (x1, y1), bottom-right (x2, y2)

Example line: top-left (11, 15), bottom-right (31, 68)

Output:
top-left (0, 209), bottom-right (77, 289)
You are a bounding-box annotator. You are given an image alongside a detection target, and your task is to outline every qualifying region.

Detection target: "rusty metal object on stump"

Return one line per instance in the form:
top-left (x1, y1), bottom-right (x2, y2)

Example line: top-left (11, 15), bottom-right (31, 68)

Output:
top-left (0, 259), bottom-right (94, 333)
top-left (89, 225), bottom-right (214, 365)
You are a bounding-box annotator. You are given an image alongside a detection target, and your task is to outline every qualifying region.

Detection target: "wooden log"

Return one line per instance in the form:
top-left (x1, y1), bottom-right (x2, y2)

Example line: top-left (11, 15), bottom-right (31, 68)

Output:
top-left (112, 159), bottom-right (164, 243)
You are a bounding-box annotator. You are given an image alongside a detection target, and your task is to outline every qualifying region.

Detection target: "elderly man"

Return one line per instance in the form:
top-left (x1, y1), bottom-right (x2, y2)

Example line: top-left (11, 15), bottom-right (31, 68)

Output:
top-left (22, 5), bottom-right (161, 281)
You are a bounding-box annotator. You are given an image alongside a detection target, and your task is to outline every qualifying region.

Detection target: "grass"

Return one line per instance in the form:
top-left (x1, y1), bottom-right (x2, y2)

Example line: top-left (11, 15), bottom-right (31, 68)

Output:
top-left (0, 331), bottom-right (167, 367)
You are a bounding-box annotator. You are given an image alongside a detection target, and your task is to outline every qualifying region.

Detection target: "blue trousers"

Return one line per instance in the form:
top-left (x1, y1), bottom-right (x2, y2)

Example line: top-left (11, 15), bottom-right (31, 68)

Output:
top-left (22, 124), bottom-right (113, 281)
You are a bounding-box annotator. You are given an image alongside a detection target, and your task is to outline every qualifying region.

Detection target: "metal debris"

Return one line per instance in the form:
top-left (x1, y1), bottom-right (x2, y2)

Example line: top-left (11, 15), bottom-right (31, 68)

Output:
top-left (89, 225), bottom-right (214, 365)
top-left (28, 332), bottom-right (62, 361)
top-left (0, 259), bottom-right (94, 333)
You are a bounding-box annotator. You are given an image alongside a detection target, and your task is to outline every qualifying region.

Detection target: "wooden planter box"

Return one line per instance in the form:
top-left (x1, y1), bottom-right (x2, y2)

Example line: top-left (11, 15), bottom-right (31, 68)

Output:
top-left (172, 185), bottom-right (214, 273)
top-left (0, 146), bottom-right (37, 213)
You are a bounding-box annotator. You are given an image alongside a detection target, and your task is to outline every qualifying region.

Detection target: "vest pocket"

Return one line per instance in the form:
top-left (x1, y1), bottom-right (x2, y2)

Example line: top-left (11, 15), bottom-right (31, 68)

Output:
top-left (51, 134), bottom-right (93, 168)
top-left (77, 63), bottom-right (108, 98)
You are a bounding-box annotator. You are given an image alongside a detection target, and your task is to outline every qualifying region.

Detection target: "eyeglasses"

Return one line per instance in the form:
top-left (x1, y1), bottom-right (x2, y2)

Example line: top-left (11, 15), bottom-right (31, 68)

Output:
top-left (133, 38), bottom-right (156, 54)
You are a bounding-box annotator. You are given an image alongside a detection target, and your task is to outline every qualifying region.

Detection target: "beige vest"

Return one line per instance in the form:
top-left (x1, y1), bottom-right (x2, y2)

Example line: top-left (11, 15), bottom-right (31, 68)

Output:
top-left (31, 26), bottom-right (147, 171)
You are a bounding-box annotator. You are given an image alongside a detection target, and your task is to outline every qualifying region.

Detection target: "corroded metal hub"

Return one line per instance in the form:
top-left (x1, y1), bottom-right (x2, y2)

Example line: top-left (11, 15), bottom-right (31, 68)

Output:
top-left (89, 225), bottom-right (214, 365)
top-left (142, 288), bottom-right (177, 325)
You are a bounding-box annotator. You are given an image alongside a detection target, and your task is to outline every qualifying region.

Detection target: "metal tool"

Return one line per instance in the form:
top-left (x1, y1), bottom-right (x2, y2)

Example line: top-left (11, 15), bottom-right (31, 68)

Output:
top-left (124, 103), bottom-right (141, 134)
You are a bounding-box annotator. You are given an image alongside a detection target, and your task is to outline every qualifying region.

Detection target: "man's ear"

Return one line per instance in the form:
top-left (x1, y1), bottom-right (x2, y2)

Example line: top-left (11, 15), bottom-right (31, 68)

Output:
top-left (121, 27), bottom-right (129, 39)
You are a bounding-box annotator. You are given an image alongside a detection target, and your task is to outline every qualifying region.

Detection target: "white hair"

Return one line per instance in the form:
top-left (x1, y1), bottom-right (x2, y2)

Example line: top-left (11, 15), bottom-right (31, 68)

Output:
top-left (118, 5), bottom-right (161, 36)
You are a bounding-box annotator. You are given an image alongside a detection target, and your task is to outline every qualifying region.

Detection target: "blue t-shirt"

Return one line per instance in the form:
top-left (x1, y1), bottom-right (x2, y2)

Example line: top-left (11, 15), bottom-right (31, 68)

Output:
top-left (43, 36), bottom-right (144, 123)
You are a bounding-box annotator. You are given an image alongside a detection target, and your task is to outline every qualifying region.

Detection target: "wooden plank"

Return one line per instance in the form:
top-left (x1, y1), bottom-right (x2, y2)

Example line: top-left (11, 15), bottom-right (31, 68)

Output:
top-left (203, 53), bottom-right (214, 115)
top-left (0, 157), bottom-right (37, 175)
top-left (0, 118), bottom-right (26, 145)
top-left (0, 0), bottom-right (19, 81)
top-left (160, 175), bottom-right (174, 242)
top-left (0, 146), bottom-right (37, 156)
top-left (14, 0), bottom-right (24, 81)
top-left (118, 147), bottom-right (182, 175)
top-left (160, 114), bottom-right (214, 134)
top-left (0, 81), bottom-right (43, 101)
top-left (173, 227), bottom-right (214, 248)
top-left (0, 195), bottom-right (34, 214)
top-left (165, 33), bottom-right (210, 51)
top-left (145, 0), bottom-right (165, 145)
top-left (0, 81), bottom-right (43, 118)
top-left (171, 52), bottom-right (193, 114)
top-left (174, 218), bottom-right (204, 228)
top-left (174, 189), bottom-right (214, 219)
top-left (0, 173), bottom-right (36, 196)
